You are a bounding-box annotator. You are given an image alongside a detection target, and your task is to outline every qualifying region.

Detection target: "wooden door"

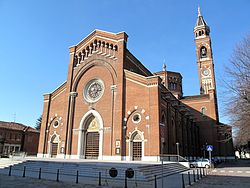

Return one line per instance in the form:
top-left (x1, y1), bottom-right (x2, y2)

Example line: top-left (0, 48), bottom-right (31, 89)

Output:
top-left (132, 142), bottom-right (142, 161)
top-left (51, 143), bottom-right (58, 157)
top-left (85, 132), bottom-right (99, 159)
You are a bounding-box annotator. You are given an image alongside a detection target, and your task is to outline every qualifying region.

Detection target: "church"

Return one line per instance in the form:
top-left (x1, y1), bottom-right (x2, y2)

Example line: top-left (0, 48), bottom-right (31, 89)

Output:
top-left (38, 7), bottom-right (234, 161)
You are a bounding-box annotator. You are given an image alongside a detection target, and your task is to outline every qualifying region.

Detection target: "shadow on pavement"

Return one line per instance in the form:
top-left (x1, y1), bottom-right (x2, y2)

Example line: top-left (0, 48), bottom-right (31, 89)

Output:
top-left (215, 159), bottom-right (250, 168)
top-left (191, 175), bottom-right (250, 188)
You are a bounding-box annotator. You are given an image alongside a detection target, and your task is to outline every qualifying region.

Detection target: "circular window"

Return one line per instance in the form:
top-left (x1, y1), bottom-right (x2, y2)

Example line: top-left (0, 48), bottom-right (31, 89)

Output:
top-left (53, 120), bottom-right (59, 128)
top-left (84, 79), bottom-right (104, 103)
top-left (132, 113), bottom-right (141, 124)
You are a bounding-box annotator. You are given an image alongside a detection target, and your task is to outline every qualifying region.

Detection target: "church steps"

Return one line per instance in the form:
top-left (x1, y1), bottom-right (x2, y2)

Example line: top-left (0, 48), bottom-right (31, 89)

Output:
top-left (0, 160), bottom-right (188, 186)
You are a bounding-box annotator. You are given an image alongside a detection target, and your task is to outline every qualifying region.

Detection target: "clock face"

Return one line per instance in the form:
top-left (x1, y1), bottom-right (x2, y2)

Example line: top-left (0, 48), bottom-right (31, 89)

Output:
top-left (202, 68), bottom-right (210, 76)
top-left (84, 79), bottom-right (104, 102)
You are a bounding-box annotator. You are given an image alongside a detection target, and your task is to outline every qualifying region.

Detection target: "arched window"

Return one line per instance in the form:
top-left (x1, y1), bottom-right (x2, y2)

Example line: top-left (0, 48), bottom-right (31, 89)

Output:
top-left (201, 107), bottom-right (206, 115)
top-left (200, 46), bottom-right (207, 58)
top-left (173, 83), bottom-right (177, 90)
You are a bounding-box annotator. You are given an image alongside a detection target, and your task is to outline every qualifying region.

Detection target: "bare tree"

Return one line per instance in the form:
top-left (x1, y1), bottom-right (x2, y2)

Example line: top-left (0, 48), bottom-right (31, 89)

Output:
top-left (224, 34), bottom-right (250, 147)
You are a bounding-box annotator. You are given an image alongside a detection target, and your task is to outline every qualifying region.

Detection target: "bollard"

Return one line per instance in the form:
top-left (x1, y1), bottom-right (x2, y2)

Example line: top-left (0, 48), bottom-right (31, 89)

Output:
top-left (181, 174), bottom-right (185, 188)
top-left (99, 172), bottom-right (101, 186)
top-left (203, 168), bottom-right (205, 176)
top-left (76, 170), bottom-right (79, 184)
top-left (200, 168), bottom-right (202, 178)
top-left (9, 166), bottom-right (12, 176)
top-left (193, 170), bottom-right (196, 182)
top-left (56, 169), bottom-right (59, 182)
top-left (154, 175), bottom-right (157, 188)
top-left (196, 169), bottom-right (199, 180)
top-left (23, 166), bottom-right (26, 177)
top-left (188, 172), bottom-right (191, 185)
top-left (124, 173), bottom-right (127, 188)
top-left (38, 168), bottom-right (41, 179)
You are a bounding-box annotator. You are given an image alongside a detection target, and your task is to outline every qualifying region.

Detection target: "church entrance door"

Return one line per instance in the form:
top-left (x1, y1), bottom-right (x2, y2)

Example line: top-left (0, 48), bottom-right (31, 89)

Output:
top-left (132, 141), bottom-right (142, 161)
top-left (51, 143), bottom-right (58, 158)
top-left (50, 134), bottom-right (59, 158)
top-left (78, 110), bottom-right (103, 160)
top-left (85, 132), bottom-right (99, 159)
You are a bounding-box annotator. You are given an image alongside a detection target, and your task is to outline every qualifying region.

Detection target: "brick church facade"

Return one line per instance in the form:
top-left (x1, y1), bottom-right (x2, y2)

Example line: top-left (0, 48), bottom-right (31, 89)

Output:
top-left (38, 8), bottom-right (234, 161)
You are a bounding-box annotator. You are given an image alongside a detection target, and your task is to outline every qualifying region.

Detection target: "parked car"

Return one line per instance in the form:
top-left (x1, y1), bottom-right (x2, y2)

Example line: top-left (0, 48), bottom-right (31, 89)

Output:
top-left (211, 157), bottom-right (221, 165)
top-left (190, 158), bottom-right (211, 168)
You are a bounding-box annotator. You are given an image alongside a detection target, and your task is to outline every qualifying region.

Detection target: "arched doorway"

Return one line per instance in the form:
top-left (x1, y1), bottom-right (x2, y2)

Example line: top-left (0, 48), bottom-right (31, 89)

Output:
top-left (50, 134), bottom-right (59, 158)
top-left (78, 110), bottom-right (103, 160)
top-left (85, 116), bottom-right (99, 159)
top-left (130, 131), bottom-right (144, 161)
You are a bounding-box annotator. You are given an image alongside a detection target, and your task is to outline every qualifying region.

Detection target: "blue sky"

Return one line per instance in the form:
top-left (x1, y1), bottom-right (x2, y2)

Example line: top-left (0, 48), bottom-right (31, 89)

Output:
top-left (0, 0), bottom-right (249, 127)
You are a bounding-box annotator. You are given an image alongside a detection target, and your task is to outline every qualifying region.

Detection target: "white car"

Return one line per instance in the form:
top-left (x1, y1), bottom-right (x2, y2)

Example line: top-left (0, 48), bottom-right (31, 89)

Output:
top-left (190, 158), bottom-right (211, 168)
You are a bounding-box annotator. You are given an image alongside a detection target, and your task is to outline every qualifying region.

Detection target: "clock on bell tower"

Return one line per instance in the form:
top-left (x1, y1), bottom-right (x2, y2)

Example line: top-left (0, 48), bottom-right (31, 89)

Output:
top-left (194, 6), bottom-right (216, 95)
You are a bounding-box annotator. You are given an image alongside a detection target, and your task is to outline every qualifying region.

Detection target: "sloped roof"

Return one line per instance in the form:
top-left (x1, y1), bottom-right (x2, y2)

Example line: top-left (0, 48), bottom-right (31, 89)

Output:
top-left (194, 6), bottom-right (210, 33)
top-left (181, 94), bottom-right (209, 100)
top-left (154, 70), bottom-right (182, 77)
top-left (196, 6), bottom-right (208, 27)
top-left (0, 121), bottom-right (39, 133)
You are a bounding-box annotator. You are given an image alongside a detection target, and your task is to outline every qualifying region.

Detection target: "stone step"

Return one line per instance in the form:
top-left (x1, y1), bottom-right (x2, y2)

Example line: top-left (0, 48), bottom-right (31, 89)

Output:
top-left (0, 159), bottom-right (188, 186)
top-left (2, 160), bottom-right (146, 180)
top-left (138, 163), bottom-right (189, 180)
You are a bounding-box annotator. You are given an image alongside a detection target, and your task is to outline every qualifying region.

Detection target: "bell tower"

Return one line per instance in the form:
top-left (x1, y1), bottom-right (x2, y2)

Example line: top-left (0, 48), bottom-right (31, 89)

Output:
top-left (194, 6), bottom-right (216, 95)
top-left (194, 6), bottom-right (219, 122)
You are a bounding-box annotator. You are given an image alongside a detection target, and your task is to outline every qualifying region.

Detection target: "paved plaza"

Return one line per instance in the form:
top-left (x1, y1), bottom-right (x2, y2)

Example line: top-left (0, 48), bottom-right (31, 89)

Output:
top-left (1, 159), bottom-right (250, 188)
top-left (191, 159), bottom-right (250, 188)
top-left (0, 173), bottom-right (101, 188)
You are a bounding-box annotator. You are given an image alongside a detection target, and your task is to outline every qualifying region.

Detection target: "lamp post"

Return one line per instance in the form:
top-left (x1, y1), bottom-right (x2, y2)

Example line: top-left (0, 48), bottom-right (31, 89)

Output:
top-left (161, 139), bottom-right (165, 188)
top-left (176, 142), bottom-right (180, 162)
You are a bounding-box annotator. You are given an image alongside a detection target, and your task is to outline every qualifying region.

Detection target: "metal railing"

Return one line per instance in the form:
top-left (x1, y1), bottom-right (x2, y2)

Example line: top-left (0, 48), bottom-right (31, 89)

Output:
top-left (160, 154), bottom-right (189, 162)
top-left (5, 164), bottom-right (213, 188)
top-left (4, 165), bottom-right (149, 188)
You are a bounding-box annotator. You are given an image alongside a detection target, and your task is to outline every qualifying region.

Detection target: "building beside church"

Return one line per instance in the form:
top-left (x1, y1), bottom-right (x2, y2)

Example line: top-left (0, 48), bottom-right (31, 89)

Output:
top-left (38, 7), bottom-right (234, 161)
top-left (0, 121), bottom-right (39, 156)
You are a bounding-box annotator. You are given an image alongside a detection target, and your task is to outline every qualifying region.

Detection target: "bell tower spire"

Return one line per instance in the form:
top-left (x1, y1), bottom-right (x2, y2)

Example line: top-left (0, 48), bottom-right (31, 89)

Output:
top-left (194, 5), bottom-right (210, 38)
top-left (198, 5), bottom-right (201, 16)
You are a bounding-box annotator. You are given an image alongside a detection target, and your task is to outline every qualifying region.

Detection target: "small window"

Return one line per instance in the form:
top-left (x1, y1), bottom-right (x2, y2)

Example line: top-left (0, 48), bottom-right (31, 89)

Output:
top-left (53, 120), bottom-right (59, 128)
top-left (173, 83), bottom-right (177, 90)
top-left (201, 107), bottom-right (206, 115)
top-left (15, 146), bottom-right (20, 152)
top-left (17, 134), bottom-right (21, 141)
top-left (28, 135), bottom-right (33, 143)
top-left (132, 113), bottom-right (141, 124)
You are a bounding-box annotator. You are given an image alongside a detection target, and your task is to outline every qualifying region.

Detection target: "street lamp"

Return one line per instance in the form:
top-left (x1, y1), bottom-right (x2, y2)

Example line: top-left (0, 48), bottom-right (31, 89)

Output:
top-left (176, 142), bottom-right (180, 162)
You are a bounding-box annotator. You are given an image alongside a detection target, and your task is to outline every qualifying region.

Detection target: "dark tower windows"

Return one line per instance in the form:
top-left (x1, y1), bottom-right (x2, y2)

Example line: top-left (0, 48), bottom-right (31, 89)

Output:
top-left (200, 46), bottom-right (207, 58)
